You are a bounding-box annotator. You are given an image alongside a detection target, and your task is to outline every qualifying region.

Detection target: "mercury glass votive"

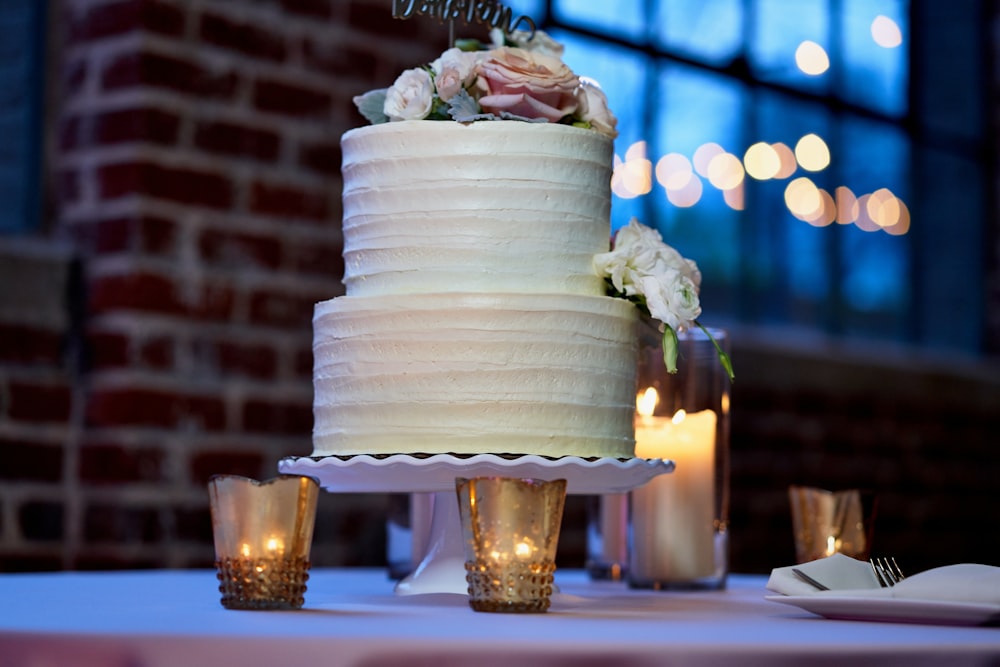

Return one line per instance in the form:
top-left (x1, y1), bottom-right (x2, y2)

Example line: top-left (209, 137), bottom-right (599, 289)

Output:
top-left (789, 485), bottom-right (878, 563)
top-left (455, 477), bottom-right (567, 613)
top-left (208, 474), bottom-right (320, 610)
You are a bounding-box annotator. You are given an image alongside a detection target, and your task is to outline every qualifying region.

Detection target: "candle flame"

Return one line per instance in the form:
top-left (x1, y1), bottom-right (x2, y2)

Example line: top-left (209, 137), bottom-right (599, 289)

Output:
top-left (636, 387), bottom-right (658, 418)
top-left (514, 541), bottom-right (533, 559)
top-left (240, 543), bottom-right (251, 558)
top-left (672, 409), bottom-right (687, 425)
top-left (266, 537), bottom-right (284, 553)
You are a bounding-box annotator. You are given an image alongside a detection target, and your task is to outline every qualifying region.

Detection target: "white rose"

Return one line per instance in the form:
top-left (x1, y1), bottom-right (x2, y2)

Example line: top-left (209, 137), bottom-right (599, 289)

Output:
top-left (384, 68), bottom-right (434, 121)
top-left (576, 79), bottom-right (618, 139)
top-left (431, 48), bottom-right (482, 101)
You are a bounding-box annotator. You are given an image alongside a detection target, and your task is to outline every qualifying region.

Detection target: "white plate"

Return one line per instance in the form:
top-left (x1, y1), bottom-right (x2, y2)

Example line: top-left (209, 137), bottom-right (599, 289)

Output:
top-left (766, 594), bottom-right (1000, 626)
top-left (278, 453), bottom-right (673, 494)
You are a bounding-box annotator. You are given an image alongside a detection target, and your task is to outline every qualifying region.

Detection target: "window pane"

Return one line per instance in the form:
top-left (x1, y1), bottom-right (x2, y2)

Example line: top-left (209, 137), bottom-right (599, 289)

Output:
top-left (750, 0), bottom-right (830, 94)
top-left (655, 0), bottom-right (744, 67)
top-left (501, 0), bottom-right (547, 27)
top-left (841, 0), bottom-right (908, 117)
top-left (554, 0), bottom-right (646, 41)
top-left (650, 65), bottom-right (748, 293)
top-left (552, 30), bottom-right (651, 231)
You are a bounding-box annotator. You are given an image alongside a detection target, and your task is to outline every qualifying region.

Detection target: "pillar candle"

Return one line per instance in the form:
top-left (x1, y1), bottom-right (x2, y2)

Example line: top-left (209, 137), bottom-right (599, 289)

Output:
top-left (631, 408), bottom-right (717, 581)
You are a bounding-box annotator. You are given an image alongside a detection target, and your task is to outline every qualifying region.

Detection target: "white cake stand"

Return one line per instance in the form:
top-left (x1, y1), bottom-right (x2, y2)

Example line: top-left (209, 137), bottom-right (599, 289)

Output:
top-left (278, 453), bottom-right (674, 595)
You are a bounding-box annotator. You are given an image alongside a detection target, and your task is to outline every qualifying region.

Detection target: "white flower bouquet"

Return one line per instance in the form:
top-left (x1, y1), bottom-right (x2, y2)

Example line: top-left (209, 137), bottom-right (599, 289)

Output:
top-left (594, 218), bottom-right (735, 381)
top-left (353, 30), bottom-right (618, 138)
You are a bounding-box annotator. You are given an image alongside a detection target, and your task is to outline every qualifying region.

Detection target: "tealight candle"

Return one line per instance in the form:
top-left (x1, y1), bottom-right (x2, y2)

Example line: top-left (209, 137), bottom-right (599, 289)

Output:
top-left (208, 475), bottom-right (319, 610)
top-left (456, 477), bottom-right (567, 613)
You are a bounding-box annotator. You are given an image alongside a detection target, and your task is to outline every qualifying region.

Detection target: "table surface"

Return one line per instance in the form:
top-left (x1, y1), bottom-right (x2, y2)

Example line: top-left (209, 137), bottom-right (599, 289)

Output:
top-left (1, 568), bottom-right (998, 667)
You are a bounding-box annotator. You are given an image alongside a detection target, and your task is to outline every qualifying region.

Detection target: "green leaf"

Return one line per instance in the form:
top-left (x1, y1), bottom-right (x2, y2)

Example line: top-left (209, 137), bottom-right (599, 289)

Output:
top-left (661, 325), bottom-right (679, 374)
top-left (354, 89), bottom-right (389, 125)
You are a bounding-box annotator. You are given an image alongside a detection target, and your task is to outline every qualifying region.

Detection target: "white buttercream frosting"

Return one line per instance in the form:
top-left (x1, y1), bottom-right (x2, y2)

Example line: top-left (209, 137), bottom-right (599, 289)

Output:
top-left (340, 121), bottom-right (612, 297)
top-left (313, 121), bottom-right (638, 459)
top-left (312, 293), bottom-right (638, 458)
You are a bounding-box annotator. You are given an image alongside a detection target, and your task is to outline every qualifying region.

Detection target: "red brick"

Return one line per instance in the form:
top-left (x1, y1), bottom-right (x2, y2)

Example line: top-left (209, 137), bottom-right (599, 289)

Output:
top-left (87, 386), bottom-right (226, 431)
top-left (83, 504), bottom-right (162, 543)
top-left (0, 438), bottom-right (64, 482)
top-left (0, 324), bottom-right (64, 365)
top-left (58, 169), bottom-right (80, 203)
top-left (250, 180), bottom-right (329, 221)
top-left (348, 1), bottom-right (418, 37)
top-left (7, 380), bottom-right (72, 424)
top-left (88, 271), bottom-right (235, 322)
top-left (101, 50), bottom-right (239, 100)
top-left (299, 140), bottom-right (342, 176)
top-left (139, 336), bottom-right (175, 370)
top-left (280, 0), bottom-right (332, 19)
top-left (213, 340), bottom-right (278, 379)
top-left (97, 161), bottom-right (234, 209)
top-left (20, 502), bottom-right (65, 541)
top-left (87, 330), bottom-right (130, 369)
top-left (61, 107), bottom-right (181, 150)
top-left (79, 443), bottom-right (165, 483)
top-left (241, 397), bottom-right (312, 435)
top-left (301, 39), bottom-right (376, 80)
top-left (193, 120), bottom-right (281, 161)
top-left (198, 11), bottom-right (288, 62)
top-left (69, 0), bottom-right (185, 42)
top-left (70, 215), bottom-right (178, 256)
top-left (198, 228), bottom-right (282, 270)
top-left (88, 271), bottom-right (180, 316)
top-left (189, 450), bottom-right (265, 485)
top-left (290, 239), bottom-right (344, 280)
top-left (247, 288), bottom-right (317, 328)
top-left (293, 346), bottom-right (313, 378)
top-left (253, 79), bottom-right (331, 117)
top-left (63, 58), bottom-right (88, 98)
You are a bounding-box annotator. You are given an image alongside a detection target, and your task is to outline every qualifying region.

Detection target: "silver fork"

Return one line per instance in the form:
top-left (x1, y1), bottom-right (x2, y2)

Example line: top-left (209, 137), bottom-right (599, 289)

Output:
top-left (870, 557), bottom-right (906, 587)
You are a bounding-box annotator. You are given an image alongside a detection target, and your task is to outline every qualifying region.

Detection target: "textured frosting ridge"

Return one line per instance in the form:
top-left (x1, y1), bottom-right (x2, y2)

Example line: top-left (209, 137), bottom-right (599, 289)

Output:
top-left (341, 122), bottom-right (612, 297)
top-left (312, 294), bottom-right (638, 458)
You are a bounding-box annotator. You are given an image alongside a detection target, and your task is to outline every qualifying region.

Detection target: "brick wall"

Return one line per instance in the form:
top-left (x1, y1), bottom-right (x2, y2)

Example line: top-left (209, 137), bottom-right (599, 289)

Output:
top-left (1, 0), bottom-right (998, 575)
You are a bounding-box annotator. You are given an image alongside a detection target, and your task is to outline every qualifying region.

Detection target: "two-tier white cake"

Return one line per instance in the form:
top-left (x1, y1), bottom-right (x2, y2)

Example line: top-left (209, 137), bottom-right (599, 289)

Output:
top-left (311, 120), bottom-right (638, 459)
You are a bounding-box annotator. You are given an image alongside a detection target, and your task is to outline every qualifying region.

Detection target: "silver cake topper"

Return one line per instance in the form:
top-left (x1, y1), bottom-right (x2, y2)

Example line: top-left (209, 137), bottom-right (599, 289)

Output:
top-left (392, 0), bottom-right (536, 46)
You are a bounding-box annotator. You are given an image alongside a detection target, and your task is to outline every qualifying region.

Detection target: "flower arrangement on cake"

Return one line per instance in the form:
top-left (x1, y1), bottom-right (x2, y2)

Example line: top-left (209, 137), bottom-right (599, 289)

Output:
top-left (353, 29), bottom-right (618, 138)
top-left (594, 218), bottom-right (735, 382)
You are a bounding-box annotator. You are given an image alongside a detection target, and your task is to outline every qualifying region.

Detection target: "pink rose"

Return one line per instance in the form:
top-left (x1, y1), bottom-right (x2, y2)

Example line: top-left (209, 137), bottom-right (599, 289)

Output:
top-left (475, 47), bottom-right (579, 122)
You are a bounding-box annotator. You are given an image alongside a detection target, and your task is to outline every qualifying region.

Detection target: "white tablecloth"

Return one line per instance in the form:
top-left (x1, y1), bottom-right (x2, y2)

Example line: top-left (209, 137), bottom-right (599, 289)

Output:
top-left (1, 568), bottom-right (998, 667)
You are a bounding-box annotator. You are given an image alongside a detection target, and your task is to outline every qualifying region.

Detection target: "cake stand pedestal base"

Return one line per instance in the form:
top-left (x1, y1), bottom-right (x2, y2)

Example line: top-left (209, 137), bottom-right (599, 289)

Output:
top-left (278, 454), bottom-right (674, 595)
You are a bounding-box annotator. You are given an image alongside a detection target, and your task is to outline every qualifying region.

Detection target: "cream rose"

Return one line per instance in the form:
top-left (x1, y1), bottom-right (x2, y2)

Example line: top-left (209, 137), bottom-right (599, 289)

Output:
top-left (431, 48), bottom-right (482, 102)
top-left (475, 47), bottom-right (579, 122)
top-left (576, 79), bottom-right (619, 139)
top-left (384, 68), bottom-right (434, 121)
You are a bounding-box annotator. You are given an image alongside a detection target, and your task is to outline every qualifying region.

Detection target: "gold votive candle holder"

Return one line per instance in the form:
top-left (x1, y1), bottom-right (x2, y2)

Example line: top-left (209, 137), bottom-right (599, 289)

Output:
top-left (208, 474), bottom-right (320, 610)
top-left (789, 485), bottom-right (878, 563)
top-left (455, 476), bottom-right (567, 613)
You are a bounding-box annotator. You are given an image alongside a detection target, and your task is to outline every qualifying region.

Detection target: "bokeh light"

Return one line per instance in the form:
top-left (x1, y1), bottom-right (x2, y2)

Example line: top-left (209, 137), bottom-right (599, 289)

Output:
top-left (871, 15), bottom-right (903, 48)
top-left (795, 40), bottom-right (830, 75)
top-left (744, 142), bottom-right (781, 180)
top-left (795, 133), bottom-right (831, 172)
top-left (707, 152), bottom-right (745, 190)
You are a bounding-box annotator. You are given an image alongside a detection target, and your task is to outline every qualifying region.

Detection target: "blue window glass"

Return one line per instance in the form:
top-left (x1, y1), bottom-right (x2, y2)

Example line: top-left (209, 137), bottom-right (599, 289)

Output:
top-left (655, 0), bottom-right (744, 67)
top-left (553, 0), bottom-right (646, 41)
top-left (841, 0), bottom-right (908, 117)
top-left (750, 0), bottom-right (830, 94)
top-left (0, 0), bottom-right (45, 234)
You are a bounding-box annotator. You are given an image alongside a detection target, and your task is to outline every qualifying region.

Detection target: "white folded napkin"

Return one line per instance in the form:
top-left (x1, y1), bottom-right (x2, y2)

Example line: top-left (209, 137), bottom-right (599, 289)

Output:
top-left (767, 554), bottom-right (1000, 605)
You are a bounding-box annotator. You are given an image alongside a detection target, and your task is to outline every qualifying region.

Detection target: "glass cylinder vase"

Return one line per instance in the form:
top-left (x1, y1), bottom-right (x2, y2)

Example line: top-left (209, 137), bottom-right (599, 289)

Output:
top-left (627, 325), bottom-right (730, 590)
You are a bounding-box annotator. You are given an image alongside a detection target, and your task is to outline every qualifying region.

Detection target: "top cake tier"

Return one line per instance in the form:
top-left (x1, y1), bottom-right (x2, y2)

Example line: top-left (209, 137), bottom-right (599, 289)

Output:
top-left (340, 121), bottom-right (614, 298)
